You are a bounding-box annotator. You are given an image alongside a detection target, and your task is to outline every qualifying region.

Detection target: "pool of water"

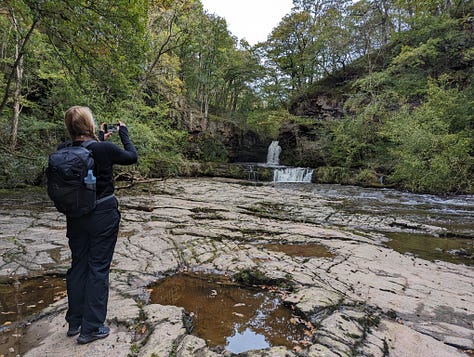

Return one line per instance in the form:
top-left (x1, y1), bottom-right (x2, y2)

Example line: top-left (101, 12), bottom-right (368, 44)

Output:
top-left (148, 272), bottom-right (312, 353)
top-left (0, 275), bottom-right (66, 356)
top-left (385, 232), bottom-right (474, 266)
top-left (273, 183), bottom-right (474, 264)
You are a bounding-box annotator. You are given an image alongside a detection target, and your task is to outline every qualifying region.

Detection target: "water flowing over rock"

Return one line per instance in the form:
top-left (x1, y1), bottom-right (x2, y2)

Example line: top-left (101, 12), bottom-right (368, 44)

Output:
top-left (273, 167), bottom-right (313, 183)
top-left (265, 140), bottom-right (314, 183)
top-left (266, 140), bottom-right (282, 165)
top-left (0, 179), bottom-right (472, 357)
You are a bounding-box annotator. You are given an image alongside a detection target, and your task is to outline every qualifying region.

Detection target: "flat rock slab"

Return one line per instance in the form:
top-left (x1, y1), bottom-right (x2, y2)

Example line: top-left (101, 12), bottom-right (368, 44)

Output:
top-left (0, 178), bottom-right (472, 356)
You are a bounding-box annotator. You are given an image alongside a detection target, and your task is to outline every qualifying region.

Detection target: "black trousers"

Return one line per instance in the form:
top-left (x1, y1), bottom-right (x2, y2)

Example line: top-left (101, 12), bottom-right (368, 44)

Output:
top-left (65, 198), bottom-right (120, 334)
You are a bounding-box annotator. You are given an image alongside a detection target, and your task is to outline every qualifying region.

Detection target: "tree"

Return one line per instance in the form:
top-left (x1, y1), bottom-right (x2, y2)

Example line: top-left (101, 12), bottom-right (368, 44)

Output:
top-left (143, 0), bottom-right (198, 96)
top-left (0, 1), bottom-right (38, 149)
top-left (385, 78), bottom-right (473, 192)
top-left (178, 11), bottom-right (237, 117)
top-left (266, 11), bottom-right (315, 92)
top-left (348, 0), bottom-right (397, 74)
top-left (0, 0), bottom-right (148, 150)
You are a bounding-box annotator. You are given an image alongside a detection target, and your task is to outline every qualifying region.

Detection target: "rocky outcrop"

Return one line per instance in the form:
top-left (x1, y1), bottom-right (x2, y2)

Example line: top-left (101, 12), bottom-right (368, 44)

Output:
top-left (0, 179), bottom-right (472, 356)
top-left (167, 93), bottom-right (273, 163)
top-left (289, 92), bottom-right (345, 120)
top-left (232, 131), bottom-right (269, 163)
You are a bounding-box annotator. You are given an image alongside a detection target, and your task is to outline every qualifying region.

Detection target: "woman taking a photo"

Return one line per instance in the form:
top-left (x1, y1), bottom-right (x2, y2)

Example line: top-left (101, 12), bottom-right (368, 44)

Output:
top-left (60, 105), bottom-right (138, 344)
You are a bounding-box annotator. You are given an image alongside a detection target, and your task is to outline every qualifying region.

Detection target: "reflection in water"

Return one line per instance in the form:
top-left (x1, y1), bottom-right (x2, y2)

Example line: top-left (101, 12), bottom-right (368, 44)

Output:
top-left (385, 233), bottom-right (474, 266)
top-left (0, 276), bottom-right (67, 357)
top-left (226, 327), bottom-right (268, 353)
top-left (0, 276), bottom-right (66, 325)
top-left (148, 273), bottom-right (309, 353)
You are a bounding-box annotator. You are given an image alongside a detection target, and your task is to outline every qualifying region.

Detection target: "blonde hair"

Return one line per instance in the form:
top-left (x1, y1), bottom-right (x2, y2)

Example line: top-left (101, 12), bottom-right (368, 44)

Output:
top-left (64, 106), bottom-right (98, 140)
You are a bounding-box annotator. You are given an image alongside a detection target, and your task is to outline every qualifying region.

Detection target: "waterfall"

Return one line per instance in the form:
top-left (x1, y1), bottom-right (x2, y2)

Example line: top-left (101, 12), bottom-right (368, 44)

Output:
top-left (273, 167), bottom-right (313, 183)
top-left (266, 141), bottom-right (281, 166)
top-left (262, 140), bottom-right (313, 183)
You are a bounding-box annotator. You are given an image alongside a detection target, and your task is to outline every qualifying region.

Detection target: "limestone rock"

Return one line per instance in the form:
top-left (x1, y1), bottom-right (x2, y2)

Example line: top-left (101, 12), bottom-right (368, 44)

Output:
top-left (0, 178), bottom-right (472, 356)
top-left (138, 304), bottom-right (187, 357)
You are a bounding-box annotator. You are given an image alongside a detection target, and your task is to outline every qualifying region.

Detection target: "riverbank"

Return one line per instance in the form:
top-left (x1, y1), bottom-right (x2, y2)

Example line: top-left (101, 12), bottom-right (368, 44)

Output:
top-left (0, 178), bottom-right (473, 356)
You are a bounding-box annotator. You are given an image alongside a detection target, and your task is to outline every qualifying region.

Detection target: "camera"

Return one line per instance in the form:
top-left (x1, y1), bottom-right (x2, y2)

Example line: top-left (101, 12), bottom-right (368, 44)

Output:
top-left (105, 124), bottom-right (119, 133)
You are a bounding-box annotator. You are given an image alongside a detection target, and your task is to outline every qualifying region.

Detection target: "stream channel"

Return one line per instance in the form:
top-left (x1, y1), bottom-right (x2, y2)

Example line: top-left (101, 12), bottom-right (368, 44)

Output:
top-left (0, 180), bottom-right (473, 355)
top-left (294, 183), bottom-right (474, 265)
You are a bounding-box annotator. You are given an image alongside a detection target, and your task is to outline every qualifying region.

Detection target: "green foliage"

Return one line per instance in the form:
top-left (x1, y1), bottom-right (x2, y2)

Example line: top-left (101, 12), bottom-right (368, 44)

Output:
top-left (0, 0), bottom-right (473, 196)
top-left (316, 13), bottom-right (474, 193)
top-left (315, 166), bottom-right (352, 184)
top-left (326, 114), bottom-right (384, 170)
top-left (0, 113), bottom-right (58, 187)
top-left (185, 132), bottom-right (228, 162)
top-left (384, 79), bottom-right (473, 193)
top-left (97, 98), bottom-right (189, 178)
top-left (355, 169), bottom-right (381, 187)
top-left (246, 109), bottom-right (303, 139)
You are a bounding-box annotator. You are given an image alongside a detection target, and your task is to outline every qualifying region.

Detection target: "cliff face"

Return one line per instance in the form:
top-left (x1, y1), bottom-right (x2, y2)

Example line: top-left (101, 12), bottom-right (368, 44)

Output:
top-left (171, 87), bottom-right (346, 165)
top-left (288, 92), bottom-right (345, 120)
top-left (278, 90), bottom-right (347, 167)
top-left (232, 131), bottom-right (269, 163)
top-left (172, 96), bottom-right (268, 163)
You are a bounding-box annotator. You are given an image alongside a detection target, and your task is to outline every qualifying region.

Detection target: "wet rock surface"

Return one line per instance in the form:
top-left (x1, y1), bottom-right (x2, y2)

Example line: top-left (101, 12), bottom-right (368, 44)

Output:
top-left (0, 178), bottom-right (473, 356)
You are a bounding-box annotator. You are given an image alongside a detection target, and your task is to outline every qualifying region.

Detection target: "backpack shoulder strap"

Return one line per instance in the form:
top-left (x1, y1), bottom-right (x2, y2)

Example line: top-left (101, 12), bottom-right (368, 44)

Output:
top-left (80, 140), bottom-right (97, 149)
top-left (80, 140), bottom-right (97, 173)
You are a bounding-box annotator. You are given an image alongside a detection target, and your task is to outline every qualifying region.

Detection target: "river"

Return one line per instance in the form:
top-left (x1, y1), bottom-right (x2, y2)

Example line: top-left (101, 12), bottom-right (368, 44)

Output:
top-left (0, 178), bottom-right (472, 356)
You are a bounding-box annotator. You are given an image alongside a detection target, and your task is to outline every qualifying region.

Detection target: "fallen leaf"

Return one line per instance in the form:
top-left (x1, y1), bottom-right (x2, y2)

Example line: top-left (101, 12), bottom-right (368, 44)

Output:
top-left (233, 303), bottom-right (245, 307)
top-left (0, 311), bottom-right (15, 315)
top-left (291, 316), bottom-right (303, 325)
top-left (232, 312), bottom-right (244, 318)
top-left (2, 321), bottom-right (12, 326)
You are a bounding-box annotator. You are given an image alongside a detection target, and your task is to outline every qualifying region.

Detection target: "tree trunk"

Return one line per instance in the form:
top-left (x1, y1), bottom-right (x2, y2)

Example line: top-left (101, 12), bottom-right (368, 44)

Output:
top-left (9, 12), bottom-right (26, 151)
top-left (10, 54), bottom-right (23, 150)
top-left (204, 92), bottom-right (209, 118)
top-left (0, 16), bottom-right (37, 115)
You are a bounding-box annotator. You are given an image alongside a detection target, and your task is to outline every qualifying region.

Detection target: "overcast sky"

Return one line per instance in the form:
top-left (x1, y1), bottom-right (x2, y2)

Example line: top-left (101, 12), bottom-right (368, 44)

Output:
top-left (200, 0), bottom-right (293, 45)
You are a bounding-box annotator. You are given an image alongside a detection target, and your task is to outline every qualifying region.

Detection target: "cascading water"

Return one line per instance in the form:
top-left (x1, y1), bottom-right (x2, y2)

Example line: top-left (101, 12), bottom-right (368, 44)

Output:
top-left (266, 141), bottom-right (281, 166)
top-left (273, 167), bottom-right (313, 183)
top-left (265, 141), bottom-right (314, 183)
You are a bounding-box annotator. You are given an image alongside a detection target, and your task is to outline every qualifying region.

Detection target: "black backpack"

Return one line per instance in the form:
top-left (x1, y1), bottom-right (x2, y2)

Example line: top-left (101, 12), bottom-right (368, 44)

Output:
top-left (46, 140), bottom-right (96, 217)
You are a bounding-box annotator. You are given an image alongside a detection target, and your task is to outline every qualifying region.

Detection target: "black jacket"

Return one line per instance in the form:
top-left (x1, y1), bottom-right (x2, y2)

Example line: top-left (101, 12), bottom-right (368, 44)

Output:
top-left (60, 126), bottom-right (138, 199)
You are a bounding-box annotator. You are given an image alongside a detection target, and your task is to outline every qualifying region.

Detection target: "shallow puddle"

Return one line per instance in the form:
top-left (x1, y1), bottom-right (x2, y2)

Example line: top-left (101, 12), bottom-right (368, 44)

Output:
top-left (148, 272), bottom-right (312, 353)
top-left (260, 243), bottom-right (335, 258)
top-left (0, 275), bottom-right (66, 356)
top-left (385, 233), bottom-right (474, 265)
